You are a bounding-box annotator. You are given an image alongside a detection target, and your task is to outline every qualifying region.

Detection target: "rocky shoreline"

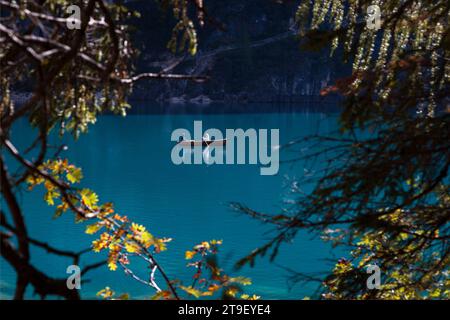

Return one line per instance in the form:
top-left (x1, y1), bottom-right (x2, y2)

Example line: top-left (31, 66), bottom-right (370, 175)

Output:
top-left (11, 91), bottom-right (340, 106)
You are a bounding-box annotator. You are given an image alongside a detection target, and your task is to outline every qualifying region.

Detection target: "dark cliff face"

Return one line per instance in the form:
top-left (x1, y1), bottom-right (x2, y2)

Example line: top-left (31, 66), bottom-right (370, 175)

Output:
top-left (128, 1), bottom-right (350, 103)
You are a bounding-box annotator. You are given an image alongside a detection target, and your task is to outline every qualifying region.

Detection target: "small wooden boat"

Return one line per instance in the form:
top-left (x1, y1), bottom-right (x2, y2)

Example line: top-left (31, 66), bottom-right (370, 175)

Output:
top-left (178, 138), bottom-right (227, 147)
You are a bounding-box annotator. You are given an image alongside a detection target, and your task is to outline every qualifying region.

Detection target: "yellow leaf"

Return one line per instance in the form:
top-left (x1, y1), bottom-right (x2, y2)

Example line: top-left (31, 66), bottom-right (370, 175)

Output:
top-left (80, 189), bottom-right (98, 208)
top-left (131, 223), bottom-right (146, 233)
top-left (26, 174), bottom-right (44, 187)
top-left (225, 287), bottom-right (239, 297)
top-left (179, 286), bottom-right (203, 298)
top-left (185, 250), bottom-right (196, 260)
top-left (108, 260), bottom-right (118, 271)
top-left (116, 293), bottom-right (130, 300)
top-left (153, 238), bottom-right (167, 252)
top-left (66, 167), bottom-right (83, 183)
top-left (151, 290), bottom-right (172, 300)
top-left (44, 189), bottom-right (60, 206)
top-left (97, 287), bottom-right (114, 299)
top-left (229, 276), bottom-right (252, 285)
top-left (208, 284), bottom-right (220, 292)
top-left (125, 242), bottom-right (140, 253)
top-left (399, 232), bottom-right (409, 240)
top-left (85, 223), bottom-right (102, 235)
top-left (202, 241), bottom-right (210, 249)
top-left (141, 231), bottom-right (154, 248)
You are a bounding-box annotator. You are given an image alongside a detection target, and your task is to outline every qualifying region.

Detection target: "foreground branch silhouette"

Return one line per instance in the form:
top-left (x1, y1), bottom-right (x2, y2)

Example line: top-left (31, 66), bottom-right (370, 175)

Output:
top-left (235, 0), bottom-right (449, 299)
top-left (1, 0), bottom-right (254, 300)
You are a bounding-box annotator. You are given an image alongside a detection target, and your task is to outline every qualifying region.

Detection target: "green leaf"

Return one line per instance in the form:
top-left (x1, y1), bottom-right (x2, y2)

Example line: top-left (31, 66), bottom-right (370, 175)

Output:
top-left (66, 167), bottom-right (83, 184)
top-left (229, 276), bottom-right (252, 286)
top-left (44, 189), bottom-right (60, 206)
top-left (53, 207), bottom-right (64, 219)
top-left (80, 189), bottom-right (98, 208)
top-left (85, 223), bottom-right (102, 235)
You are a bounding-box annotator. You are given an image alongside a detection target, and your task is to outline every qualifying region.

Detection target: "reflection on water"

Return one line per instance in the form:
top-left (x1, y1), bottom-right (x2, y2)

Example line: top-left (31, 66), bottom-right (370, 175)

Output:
top-left (1, 106), bottom-right (343, 299)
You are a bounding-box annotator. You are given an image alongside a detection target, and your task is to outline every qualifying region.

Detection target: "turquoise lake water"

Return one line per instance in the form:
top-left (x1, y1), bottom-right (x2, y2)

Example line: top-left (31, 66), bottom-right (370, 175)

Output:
top-left (1, 104), bottom-right (344, 299)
